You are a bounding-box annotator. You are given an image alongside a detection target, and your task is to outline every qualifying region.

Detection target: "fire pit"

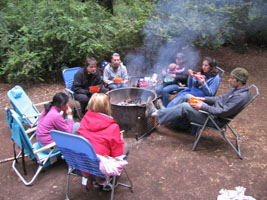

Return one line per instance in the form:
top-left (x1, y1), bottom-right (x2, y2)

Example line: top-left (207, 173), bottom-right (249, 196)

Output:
top-left (106, 87), bottom-right (158, 139)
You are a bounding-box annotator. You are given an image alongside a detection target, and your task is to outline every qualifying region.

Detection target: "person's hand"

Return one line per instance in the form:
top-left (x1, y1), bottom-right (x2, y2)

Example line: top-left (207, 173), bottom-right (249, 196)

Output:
top-left (198, 76), bottom-right (206, 85)
top-left (179, 83), bottom-right (186, 87)
top-left (123, 80), bottom-right (128, 84)
top-left (65, 106), bottom-right (72, 115)
top-left (190, 101), bottom-right (202, 110)
top-left (188, 69), bottom-right (194, 77)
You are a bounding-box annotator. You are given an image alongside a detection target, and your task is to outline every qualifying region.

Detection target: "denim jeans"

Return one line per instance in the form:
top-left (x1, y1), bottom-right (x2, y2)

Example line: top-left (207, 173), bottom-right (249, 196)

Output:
top-left (108, 83), bottom-right (128, 90)
top-left (156, 83), bottom-right (180, 106)
top-left (157, 94), bottom-right (208, 128)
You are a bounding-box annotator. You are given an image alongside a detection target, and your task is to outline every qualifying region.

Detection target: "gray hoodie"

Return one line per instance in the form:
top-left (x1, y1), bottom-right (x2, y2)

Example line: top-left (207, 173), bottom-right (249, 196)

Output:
top-left (201, 85), bottom-right (250, 119)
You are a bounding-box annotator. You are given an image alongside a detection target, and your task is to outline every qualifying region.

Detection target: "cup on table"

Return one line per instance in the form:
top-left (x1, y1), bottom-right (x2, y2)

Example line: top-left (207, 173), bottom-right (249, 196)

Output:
top-left (114, 77), bottom-right (123, 83)
top-left (89, 86), bottom-right (100, 93)
top-left (189, 97), bottom-right (202, 104)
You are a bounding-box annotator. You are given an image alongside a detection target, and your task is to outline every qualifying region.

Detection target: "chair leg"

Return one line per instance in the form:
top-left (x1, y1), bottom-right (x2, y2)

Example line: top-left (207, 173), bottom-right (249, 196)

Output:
top-left (192, 118), bottom-right (210, 151)
top-left (110, 176), bottom-right (116, 200)
top-left (210, 118), bottom-right (243, 160)
top-left (224, 125), bottom-right (243, 160)
top-left (118, 168), bottom-right (134, 192)
top-left (65, 168), bottom-right (72, 200)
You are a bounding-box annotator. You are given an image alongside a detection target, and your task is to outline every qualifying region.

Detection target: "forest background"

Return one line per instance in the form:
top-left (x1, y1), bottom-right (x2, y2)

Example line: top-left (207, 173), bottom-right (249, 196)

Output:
top-left (0, 0), bottom-right (266, 83)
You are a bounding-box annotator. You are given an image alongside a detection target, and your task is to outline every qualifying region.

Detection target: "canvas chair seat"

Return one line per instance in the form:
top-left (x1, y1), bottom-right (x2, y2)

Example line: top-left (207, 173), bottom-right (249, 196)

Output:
top-left (50, 130), bottom-right (133, 200)
top-left (5, 108), bottom-right (60, 186)
top-left (190, 84), bottom-right (259, 159)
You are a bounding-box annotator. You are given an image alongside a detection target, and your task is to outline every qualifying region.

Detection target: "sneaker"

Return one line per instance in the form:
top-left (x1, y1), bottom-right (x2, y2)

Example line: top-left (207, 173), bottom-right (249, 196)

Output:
top-left (156, 99), bottom-right (165, 110)
top-left (145, 96), bottom-right (157, 117)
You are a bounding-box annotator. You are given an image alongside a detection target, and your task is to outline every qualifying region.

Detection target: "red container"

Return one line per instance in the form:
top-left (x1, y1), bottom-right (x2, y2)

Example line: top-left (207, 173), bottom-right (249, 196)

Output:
top-left (89, 86), bottom-right (100, 92)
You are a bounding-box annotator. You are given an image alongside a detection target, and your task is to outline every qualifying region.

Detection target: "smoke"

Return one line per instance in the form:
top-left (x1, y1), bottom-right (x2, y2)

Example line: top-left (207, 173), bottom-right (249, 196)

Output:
top-left (125, 0), bottom-right (255, 76)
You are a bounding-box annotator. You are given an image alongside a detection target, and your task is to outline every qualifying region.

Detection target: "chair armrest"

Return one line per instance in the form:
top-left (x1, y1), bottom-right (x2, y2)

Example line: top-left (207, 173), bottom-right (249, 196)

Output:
top-left (34, 101), bottom-right (50, 107)
top-left (26, 126), bottom-right (37, 134)
top-left (33, 142), bottom-right (56, 154)
top-left (65, 88), bottom-right (74, 95)
top-left (22, 113), bottom-right (41, 119)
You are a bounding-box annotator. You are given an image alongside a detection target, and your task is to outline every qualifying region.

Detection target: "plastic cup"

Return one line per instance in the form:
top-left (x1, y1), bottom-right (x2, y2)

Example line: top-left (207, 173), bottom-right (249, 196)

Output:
top-left (89, 86), bottom-right (100, 92)
top-left (114, 77), bottom-right (123, 83)
top-left (189, 97), bottom-right (202, 104)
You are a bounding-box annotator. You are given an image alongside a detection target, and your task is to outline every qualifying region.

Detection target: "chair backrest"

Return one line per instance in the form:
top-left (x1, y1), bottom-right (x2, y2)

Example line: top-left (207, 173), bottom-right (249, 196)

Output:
top-left (216, 66), bottom-right (225, 78)
top-left (62, 67), bottom-right (81, 90)
top-left (238, 84), bottom-right (259, 115)
top-left (5, 108), bottom-right (35, 159)
top-left (50, 130), bottom-right (105, 178)
top-left (224, 84), bottom-right (259, 122)
top-left (101, 61), bottom-right (111, 72)
top-left (7, 85), bottom-right (40, 127)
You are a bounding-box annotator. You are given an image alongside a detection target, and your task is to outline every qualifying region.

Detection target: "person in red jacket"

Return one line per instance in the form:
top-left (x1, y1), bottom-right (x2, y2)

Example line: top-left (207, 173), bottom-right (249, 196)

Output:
top-left (78, 93), bottom-right (128, 191)
top-left (78, 93), bottom-right (127, 157)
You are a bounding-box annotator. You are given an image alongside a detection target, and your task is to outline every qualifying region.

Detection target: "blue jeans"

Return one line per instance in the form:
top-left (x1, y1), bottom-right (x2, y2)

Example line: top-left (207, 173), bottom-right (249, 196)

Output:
top-left (157, 94), bottom-right (208, 129)
top-left (156, 83), bottom-right (180, 107)
top-left (108, 83), bottom-right (128, 90)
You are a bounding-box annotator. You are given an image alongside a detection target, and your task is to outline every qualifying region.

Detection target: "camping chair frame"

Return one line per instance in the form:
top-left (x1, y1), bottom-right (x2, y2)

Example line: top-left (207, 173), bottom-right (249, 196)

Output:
top-left (62, 67), bottom-right (82, 119)
top-left (7, 85), bottom-right (49, 128)
top-left (5, 108), bottom-right (60, 186)
top-left (191, 85), bottom-right (259, 159)
top-left (50, 130), bottom-right (133, 200)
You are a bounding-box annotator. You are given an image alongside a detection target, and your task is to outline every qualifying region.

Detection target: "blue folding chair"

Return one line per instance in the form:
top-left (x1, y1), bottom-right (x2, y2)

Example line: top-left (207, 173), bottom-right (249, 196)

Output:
top-left (62, 67), bottom-right (82, 119)
top-left (5, 108), bottom-right (60, 186)
top-left (7, 85), bottom-right (49, 128)
top-left (50, 130), bottom-right (133, 200)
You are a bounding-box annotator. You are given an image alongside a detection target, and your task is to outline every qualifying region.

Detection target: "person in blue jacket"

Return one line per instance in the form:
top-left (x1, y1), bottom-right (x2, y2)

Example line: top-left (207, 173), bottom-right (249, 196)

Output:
top-left (167, 57), bottom-right (221, 108)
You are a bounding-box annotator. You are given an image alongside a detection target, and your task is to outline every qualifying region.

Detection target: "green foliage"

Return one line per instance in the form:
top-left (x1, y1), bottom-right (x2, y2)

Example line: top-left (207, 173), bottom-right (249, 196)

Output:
top-left (0, 0), bottom-right (154, 83)
top-left (144, 0), bottom-right (252, 50)
top-left (0, 0), bottom-right (266, 83)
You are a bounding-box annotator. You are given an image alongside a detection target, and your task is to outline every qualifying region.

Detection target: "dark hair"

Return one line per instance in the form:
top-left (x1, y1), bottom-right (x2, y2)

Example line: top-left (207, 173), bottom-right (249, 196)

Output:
top-left (175, 52), bottom-right (185, 62)
top-left (44, 92), bottom-right (69, 114)
top-left (85, 57), bottom-right (97, 67)
top-left (201, 57), bottom-right (218, 77)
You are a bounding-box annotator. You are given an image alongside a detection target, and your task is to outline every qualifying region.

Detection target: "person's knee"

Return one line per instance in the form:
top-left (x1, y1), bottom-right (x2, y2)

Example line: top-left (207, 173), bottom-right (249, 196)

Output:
top-left (183, 94), bottom-right (193, 101)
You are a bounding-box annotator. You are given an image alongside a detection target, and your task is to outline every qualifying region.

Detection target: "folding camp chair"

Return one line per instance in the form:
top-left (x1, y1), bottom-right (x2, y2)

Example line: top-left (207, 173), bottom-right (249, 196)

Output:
top-left (5, 108), bottom-right (60, 186)
top-left (62, 67), bottom-right (82, 119)
top-left (7, 85), bottom-right (49, 128)
top-left (50, 130), bottom-right (133, 200)
top-left (190, 85), bottom-right (259, 159)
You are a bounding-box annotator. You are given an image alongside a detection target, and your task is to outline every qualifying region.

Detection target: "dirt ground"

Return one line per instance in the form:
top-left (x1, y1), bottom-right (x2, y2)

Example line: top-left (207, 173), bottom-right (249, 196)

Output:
top-left (0, 46), bottom-right (266, 200)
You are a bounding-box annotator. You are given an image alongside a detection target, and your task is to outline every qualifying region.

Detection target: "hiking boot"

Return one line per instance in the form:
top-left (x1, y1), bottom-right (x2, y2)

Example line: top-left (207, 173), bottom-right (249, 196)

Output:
top-left (145, 96), bottom-right (157, 117)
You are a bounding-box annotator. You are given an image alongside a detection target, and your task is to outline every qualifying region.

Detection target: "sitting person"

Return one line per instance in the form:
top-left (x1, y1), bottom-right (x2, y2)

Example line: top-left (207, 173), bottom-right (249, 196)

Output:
top-left (36, 92), bottom-right (80, 148)
top-left (167, 57), bottom-right (221, 108)
top-left (146, 68), bottom-right (250, 131)
top-left (156, 62), bottom-right (186, 107)
top-left (103, 53), bottom-right (128, 90)
top-left (78, 93), bottom-right (129, 188)
top-left (72, 57), bottom-right (106, 115)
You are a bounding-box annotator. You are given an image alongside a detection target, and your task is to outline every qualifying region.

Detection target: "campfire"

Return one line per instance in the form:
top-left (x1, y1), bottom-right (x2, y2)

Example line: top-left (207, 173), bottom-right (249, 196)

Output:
top-left (117, 98), bottom-right (142, 106)
top-left (106, 87), bottom-right (158, 139)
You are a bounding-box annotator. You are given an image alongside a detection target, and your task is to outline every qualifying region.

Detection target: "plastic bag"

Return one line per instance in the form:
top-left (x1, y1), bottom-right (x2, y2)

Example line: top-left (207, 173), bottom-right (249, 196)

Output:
top-left (217, 186), bottom-right (256, 200)
top-left (97, 154), bottom-right (128, 176)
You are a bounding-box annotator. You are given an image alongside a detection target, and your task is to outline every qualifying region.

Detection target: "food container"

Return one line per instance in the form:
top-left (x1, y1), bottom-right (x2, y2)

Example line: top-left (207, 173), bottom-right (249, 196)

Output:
top-left (114, 77), bottom-right (123, 83)
top-left (189, 97), bottom-right (202, 104)
top-left (193, 74), bottom-right (206, 79)
top-left (89, 86), bottom-right (100, 92)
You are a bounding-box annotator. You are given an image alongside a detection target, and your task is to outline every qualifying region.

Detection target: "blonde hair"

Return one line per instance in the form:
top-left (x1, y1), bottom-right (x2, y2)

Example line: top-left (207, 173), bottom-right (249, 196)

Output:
top-left (87, 93), bottom-right (112, 116)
